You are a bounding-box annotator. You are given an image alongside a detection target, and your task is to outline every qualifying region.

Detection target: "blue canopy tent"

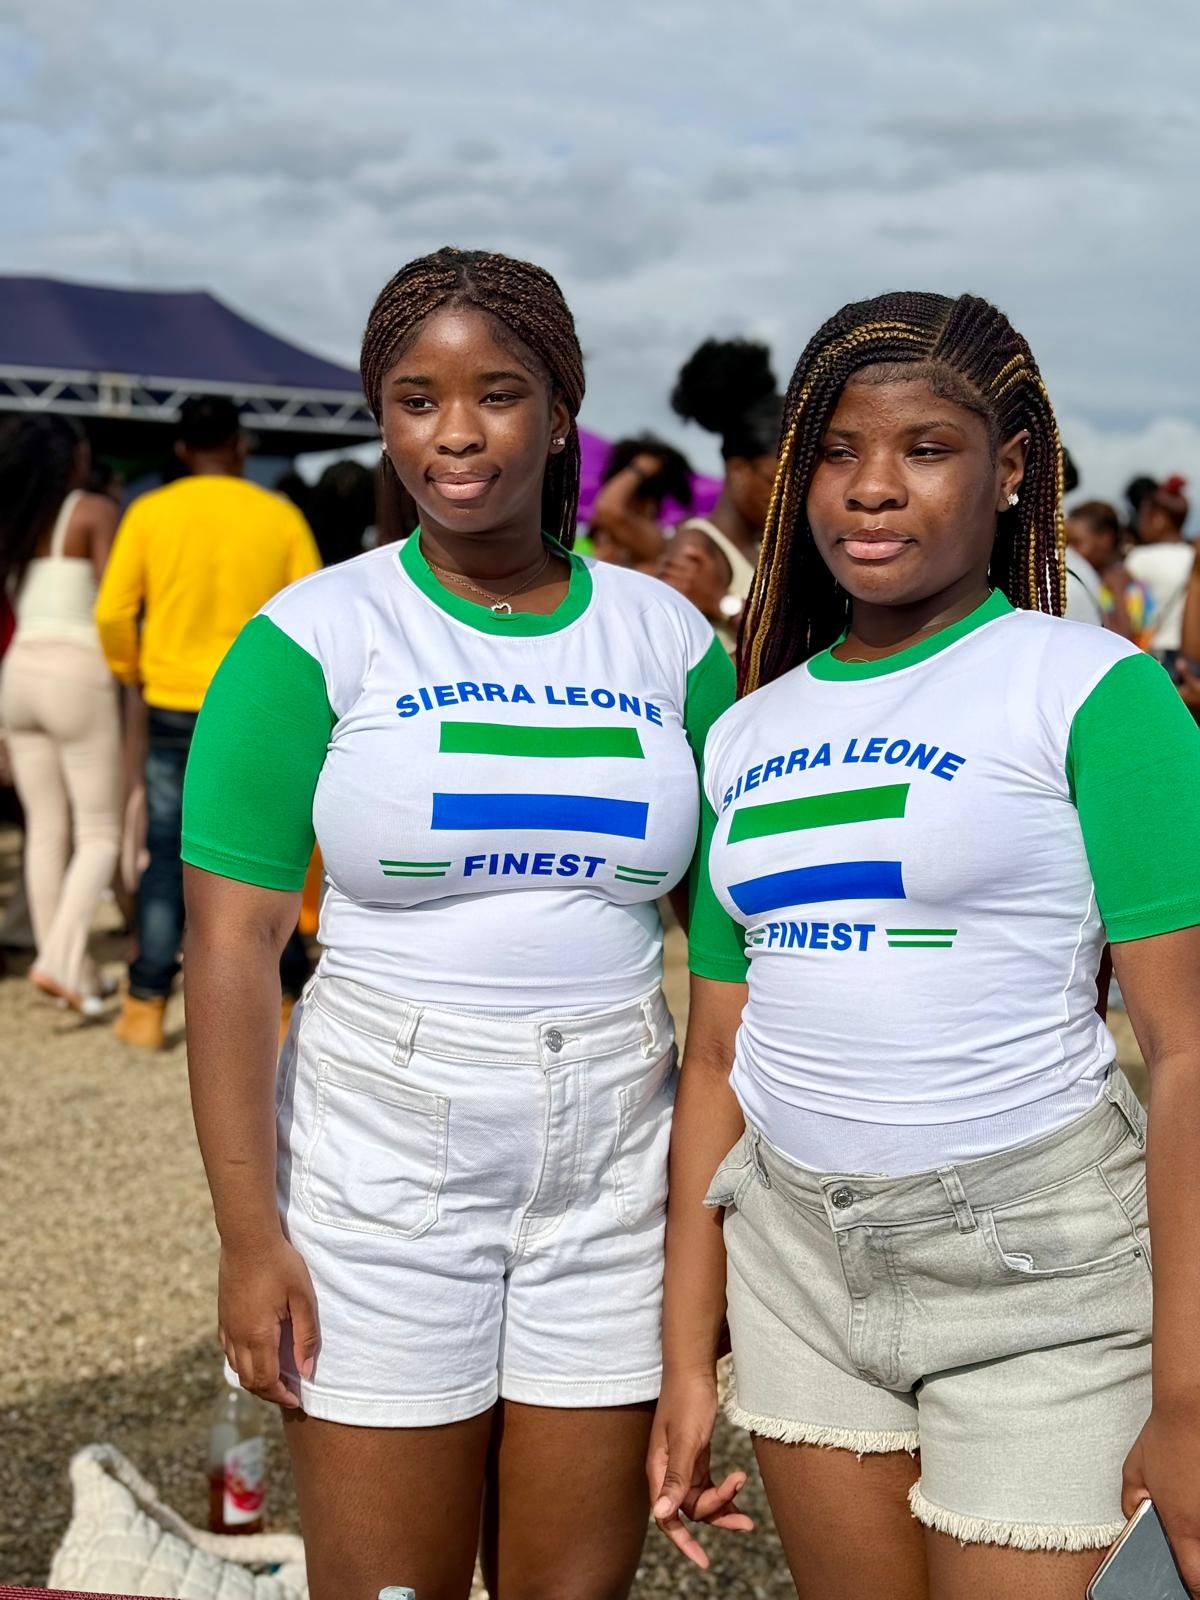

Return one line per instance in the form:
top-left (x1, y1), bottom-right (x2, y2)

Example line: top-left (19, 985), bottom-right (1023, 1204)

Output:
top-left (0, 276), bottom-right (376, 456)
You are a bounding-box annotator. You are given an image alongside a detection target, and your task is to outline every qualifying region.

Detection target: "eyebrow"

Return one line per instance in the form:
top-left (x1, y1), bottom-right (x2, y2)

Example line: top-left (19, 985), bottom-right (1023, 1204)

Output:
top-left (388, 368), bottom-right (533, 389)
top-left (825, 418), bottom-right (966, 440)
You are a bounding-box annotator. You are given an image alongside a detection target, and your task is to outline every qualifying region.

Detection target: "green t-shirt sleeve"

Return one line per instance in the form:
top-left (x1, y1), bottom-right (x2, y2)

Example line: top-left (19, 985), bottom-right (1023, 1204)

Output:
top-left (682, 635), bottom-right (749, 982)
top-left (182, 614), bottom-right (335, 892)
top-left (687, 792), bottom-right (751, 981)
top-left (682, 633), bottom-right (736, 757)
top-left (1067, 651), bottom-right (1200, 942)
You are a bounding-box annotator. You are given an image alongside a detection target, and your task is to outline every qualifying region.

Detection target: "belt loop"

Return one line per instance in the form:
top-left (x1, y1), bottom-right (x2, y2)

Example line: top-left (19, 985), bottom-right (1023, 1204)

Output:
top-left (391, 1002), bottom-right (420, 1069)
top-left (1104, 1070), bottom-right (1146, 1148)
top-left (937, 1166), bottom-right (977, 1233)
top-left (640, 997), bottom-right (659, 1060)
top-left (750, 1127), bottom-right (772, 1189)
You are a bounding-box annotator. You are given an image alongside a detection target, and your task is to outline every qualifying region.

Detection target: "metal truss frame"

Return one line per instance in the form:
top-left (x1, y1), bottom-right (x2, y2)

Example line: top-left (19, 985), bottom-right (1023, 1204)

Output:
top-left (0, 364), bottom-right (375, 440)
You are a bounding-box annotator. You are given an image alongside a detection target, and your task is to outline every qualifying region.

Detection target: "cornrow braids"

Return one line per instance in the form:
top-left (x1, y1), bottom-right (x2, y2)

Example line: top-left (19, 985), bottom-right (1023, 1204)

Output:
top-left (360, 247), bottom-right (585, 549)
top-left (739, 292), bottom-right (1067, 695)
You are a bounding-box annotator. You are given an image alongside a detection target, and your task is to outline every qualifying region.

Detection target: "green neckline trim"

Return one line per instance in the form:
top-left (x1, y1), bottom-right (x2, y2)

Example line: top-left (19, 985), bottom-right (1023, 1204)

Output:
top-left (398, 527), bottom-right (593, 636)
top-left (807, 590), bottom-right (1014, 681)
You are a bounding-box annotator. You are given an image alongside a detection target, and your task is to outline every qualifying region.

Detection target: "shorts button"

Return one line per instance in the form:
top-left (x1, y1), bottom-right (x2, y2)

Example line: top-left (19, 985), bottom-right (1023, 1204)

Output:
top-left (830, 1186), bottom-right (855, 1210)
top-left (545, 1028), bottom-right (564, 1053)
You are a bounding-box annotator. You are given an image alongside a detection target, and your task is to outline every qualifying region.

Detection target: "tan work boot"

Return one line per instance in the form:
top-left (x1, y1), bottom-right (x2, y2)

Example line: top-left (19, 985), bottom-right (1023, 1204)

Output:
top-left (113, 993), bottom-right (168, 1050)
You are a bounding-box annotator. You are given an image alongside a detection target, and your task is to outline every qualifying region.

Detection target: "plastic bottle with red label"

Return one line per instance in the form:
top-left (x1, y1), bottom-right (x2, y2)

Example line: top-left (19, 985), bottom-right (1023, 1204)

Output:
top-left (207, 1372), bottom-right (267, 1535)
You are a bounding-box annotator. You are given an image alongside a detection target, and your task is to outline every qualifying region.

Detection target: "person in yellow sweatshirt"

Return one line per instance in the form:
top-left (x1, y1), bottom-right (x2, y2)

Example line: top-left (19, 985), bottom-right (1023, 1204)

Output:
top-left (96, 396), bottom-right (320, 1047)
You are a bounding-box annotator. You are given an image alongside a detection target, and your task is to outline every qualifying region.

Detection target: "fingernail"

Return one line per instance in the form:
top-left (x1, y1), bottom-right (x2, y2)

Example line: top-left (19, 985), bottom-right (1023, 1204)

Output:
top-left (653, 1496), bottom-right (671, 1518)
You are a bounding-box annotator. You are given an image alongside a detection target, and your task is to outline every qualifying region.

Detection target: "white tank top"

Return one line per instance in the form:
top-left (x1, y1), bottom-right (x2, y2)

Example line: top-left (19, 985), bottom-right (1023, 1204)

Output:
top-left (12, 492), bottom-right (102, 648)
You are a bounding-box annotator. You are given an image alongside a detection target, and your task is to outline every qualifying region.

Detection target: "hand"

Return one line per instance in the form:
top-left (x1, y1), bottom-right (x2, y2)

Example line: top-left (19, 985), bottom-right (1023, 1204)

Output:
top-left (1123, 1404), bottom-right (1200, 1595)
top-left (218, 1235), bottom-right (319, 1409)
top-left (647, 1369), bottom-right (755, 1569)
top-left (630, 451), bottom-right (666, 481)
top-left (659, 543), bottom-right (706, 600)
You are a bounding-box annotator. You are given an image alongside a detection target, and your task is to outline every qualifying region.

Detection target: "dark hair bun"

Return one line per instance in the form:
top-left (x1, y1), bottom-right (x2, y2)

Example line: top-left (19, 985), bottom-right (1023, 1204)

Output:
top-left (671, 338), bottom-right (777, 437)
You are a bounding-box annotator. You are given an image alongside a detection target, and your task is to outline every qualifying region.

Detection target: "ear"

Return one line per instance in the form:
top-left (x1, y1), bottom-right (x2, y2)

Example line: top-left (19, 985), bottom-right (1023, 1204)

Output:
top-left (174, 440), bottom-right (189, 466)
top-left (234, 433), bottom-right (249, 468)
top-left (548, 396), bottom-right (571, 455)
top-left (996, 430), bottom-right (1030, 512)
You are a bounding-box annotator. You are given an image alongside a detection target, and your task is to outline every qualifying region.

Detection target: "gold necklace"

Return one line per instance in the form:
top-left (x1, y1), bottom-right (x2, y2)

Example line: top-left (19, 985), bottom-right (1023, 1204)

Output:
top-left (427, 545), bottom-right (553, 616)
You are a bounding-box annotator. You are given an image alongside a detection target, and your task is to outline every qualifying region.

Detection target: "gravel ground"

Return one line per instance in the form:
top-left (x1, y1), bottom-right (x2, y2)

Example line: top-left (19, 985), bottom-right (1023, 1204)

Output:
top-left (0, 822), bottom-right (1147, 1594)
top-left (0, 827), bottom-right (791, 1595)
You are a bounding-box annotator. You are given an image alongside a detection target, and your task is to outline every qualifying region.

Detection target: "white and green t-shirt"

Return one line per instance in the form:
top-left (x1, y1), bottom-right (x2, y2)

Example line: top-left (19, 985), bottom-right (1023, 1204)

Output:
top-left (694, 591), bottom-right (1200, 1173)
top-left (183, 532), bottom-right (735, 1010)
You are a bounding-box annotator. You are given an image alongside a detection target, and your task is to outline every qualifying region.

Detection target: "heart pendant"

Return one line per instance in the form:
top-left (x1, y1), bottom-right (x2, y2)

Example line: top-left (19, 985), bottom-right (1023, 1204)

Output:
top-left (491, 600), bottom-right (514, 615)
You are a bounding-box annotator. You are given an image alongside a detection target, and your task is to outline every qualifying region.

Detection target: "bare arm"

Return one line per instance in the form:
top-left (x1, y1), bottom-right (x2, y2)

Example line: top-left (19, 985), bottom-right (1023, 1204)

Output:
top-left (184, 865), bottom-right (317, 1407)
top-left (1100, 564), bottom-right (1138, 642)
top-left (649, 974), bottom-right (752, 1567)
top-left (84, 492), bottom-right (120, 584)
top-left (662, 975), bottom-right (747, 1376)
top-left (1114, 924), bottom-right (1200, 1594)
top-left (591, 456), bottom-right (668, 566)
top-left (1181, 544), bottom-right (1200, 664)
top-left (185, 866), bottom-right (295, 1238)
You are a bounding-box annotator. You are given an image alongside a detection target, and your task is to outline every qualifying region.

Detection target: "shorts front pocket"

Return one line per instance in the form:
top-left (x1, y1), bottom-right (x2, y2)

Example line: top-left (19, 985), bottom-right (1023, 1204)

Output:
top-left (299, 1056), bottom-right (448, 1240)
top-left (612, 1045), bottom-right (677, 1230)
top-left (982, 1164), bottom-right (1149, 1282)
top-left (703, 1133), bottom-right (755, 1212)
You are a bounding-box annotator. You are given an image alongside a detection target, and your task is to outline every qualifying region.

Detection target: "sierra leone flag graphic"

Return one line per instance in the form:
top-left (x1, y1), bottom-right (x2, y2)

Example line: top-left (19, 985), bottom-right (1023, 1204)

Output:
top-left (728, 782), bottom-right (908, 916)
top-left (427, 719), bottom-right (656, 846)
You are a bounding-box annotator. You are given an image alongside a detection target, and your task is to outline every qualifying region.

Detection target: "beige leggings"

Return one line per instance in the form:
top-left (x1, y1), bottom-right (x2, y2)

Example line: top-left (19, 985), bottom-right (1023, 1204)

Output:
top-left (0, 639), bottom-right (122, 997)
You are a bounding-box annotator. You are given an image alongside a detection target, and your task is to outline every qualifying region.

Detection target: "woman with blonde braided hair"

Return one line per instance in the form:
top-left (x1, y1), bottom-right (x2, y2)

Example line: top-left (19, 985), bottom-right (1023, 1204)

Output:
top-left (180, 247), bottom-right (742, 1600)
top-left (651, 292), bottom-right (1200, 1598)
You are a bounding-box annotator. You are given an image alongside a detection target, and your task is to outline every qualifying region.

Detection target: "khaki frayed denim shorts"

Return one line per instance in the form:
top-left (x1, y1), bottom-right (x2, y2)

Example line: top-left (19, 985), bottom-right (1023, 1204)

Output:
top-left (706, 1069), bottom-right (1152, 1552)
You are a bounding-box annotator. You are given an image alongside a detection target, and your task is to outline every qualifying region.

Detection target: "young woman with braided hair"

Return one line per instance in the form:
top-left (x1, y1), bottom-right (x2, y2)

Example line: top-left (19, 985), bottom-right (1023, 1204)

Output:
top-left (181, 247), bottom-right (739, 1600)
top-left (651, 291), bottom-right (1200, 1598)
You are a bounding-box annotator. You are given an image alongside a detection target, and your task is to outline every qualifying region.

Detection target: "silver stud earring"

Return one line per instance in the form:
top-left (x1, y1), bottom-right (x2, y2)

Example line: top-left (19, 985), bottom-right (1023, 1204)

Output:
top-left (551, 436), bottom-right (566, 448)
top-left (1007, 491), bottom-right (1020, 507)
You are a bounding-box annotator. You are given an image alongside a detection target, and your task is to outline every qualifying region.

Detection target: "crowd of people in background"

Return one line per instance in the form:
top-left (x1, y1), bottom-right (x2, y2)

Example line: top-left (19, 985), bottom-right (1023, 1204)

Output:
top-left (0, 346), bottom-right (1196, 1046)
top-left (0, 233), bottom-right (1198, 1600)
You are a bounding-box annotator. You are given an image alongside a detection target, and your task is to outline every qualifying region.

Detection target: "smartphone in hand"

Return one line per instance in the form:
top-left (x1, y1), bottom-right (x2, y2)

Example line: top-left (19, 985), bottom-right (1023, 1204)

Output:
top-left (1088, 1499), bottom-right (1189, 1600)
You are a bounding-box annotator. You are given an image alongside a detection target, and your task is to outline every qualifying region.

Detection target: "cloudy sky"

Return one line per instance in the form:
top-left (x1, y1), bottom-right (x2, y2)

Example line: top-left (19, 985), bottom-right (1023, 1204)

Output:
top-left (2, 0), bottom-right (1198, 509)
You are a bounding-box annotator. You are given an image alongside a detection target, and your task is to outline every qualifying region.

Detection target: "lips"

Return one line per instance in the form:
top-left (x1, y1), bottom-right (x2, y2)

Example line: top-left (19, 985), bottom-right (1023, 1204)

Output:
top-left (429, 473), bottom-right (497, 503)
top-left (839, 529), bottom-right (914, 562)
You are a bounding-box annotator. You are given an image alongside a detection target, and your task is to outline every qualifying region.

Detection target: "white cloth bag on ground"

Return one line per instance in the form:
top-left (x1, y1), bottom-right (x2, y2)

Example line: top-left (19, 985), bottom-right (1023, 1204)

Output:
top-left (49, 1444), bottom-right (307, 1599)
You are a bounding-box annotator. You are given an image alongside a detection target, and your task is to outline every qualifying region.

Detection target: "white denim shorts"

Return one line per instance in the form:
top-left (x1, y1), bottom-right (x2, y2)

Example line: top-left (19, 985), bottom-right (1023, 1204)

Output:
top-left (707, 1069), bottom-right (1152, 1552)
top-left (271, 974), bottom-right (676, 1426)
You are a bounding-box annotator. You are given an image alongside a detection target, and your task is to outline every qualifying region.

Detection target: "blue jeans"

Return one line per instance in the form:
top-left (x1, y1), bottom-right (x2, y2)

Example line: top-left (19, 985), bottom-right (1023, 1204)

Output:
top-left (129, 706), bottom-right (313, 1001)
top-left (130, 709), bottom-right (195, 999)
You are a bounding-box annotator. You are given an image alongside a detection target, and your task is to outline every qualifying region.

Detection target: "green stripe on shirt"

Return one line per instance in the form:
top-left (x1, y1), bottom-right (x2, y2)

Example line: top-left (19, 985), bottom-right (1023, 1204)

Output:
top-left (730, 783), bottom-right (909, 842)
top-left (440, 721), bottom-right (644, 759)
